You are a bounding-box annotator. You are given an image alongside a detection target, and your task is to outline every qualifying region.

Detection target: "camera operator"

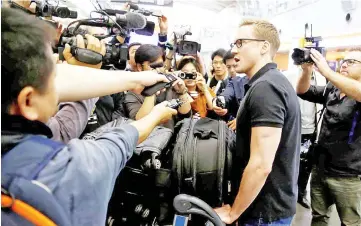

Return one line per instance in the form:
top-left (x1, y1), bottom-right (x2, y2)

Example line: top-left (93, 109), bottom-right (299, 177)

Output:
top-left (124, 44), bottom-right (192, 130)
top-left (285, 66), bottom-right (327, 209)
top-left (207, 48), bottom-right (229, 95)
top-left (177, 57), bottom-right (215, 118)
top-left (214, 19), bottom-right (301, 225)
top-left (296, 48), bottom-right (361, 226)
top-left (213, 50), bottom-right (249, 130)
top-left (1, 8), bottom-right (177, 225)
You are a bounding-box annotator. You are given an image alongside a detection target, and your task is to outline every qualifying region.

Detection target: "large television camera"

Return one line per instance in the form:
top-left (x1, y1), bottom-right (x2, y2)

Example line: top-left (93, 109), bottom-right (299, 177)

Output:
top-left (58, 9), bottom-right (148, 69)
top-left (8, 0), bottom-right (77, 19)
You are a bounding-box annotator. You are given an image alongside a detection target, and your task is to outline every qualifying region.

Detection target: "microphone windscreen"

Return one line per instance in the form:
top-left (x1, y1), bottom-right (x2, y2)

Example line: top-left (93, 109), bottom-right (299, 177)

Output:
top-left (129, 3), bottom-right (139, 10)
top-left (125, 12), bottom-right (146, 29)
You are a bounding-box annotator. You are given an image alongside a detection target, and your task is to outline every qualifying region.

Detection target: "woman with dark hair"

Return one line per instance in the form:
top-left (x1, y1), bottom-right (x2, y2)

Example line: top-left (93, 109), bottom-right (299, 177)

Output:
top-left (177, 57), bottom-right (215, 118)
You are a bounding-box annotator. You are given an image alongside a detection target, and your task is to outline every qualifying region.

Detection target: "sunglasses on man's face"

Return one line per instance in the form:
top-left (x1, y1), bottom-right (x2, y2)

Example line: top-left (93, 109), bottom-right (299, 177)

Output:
top-left (341, 59), bottom-right (361, 66)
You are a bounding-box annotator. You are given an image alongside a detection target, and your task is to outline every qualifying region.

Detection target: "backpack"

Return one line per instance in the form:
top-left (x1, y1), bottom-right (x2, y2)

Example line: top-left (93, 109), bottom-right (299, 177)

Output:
top-left (1, 135), bottom-right (71, 226)
top-left (170, 118), bottom-right (236, 208)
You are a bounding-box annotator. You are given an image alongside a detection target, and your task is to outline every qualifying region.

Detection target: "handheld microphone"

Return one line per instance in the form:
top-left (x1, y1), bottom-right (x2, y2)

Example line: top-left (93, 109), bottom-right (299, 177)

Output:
top-left (111, 12), bottom-right (147, 30)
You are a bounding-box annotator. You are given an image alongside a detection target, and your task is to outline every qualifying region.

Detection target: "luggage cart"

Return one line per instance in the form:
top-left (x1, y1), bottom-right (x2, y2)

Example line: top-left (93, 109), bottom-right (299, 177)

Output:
top-left (172, 194), bottom-right (225, 226)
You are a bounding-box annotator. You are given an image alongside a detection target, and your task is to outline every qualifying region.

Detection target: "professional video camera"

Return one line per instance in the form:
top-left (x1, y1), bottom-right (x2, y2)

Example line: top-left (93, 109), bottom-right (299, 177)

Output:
top-left (175, 31), bottom-right (201, 56)
top-left (292, 24), bottom-right (326, 65)
top-left (58, 9), bottom-right (147, 69)
top-left (8, 0), bottom-right (77, 19)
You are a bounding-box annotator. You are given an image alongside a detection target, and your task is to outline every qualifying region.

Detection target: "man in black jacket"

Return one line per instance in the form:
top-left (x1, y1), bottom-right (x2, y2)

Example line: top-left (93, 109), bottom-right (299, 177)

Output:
top-left (297, 49), bottom-right (361, 226)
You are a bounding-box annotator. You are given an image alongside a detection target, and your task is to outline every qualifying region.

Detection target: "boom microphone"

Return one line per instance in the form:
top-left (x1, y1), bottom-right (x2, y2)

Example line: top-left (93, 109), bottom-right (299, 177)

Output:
top-left (112, 12), bottom-right (147, 30)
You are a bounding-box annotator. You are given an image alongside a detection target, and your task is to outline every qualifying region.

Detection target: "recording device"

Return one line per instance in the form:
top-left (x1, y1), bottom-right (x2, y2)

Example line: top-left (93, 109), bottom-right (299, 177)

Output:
top-left (99, 10), bottom-right (147, 31)
top-left (175, 32), bottom-right (201, 56)
top-left (102, 8), bottom-right (155, 36)
top-left (134, 20), bottom-right (156, 36)
top-left (167, 99), bottom-right (184, 109)
top-left (9, 0), bottom-right (78, 19)
top-left (292, 46), bottom-right (325, 65)
top-left (141, 74), bottom-right (178, 97)
top-left (292, 24), bottom-right (326, 65)
top-left (178, 72), bottom-right (197, 80)
top-left (36, 0), bottom-right (78, 18)
top-left (214, 96), bottom-right (226, 109)
top-left (58, 11), bottom-right (147, 68)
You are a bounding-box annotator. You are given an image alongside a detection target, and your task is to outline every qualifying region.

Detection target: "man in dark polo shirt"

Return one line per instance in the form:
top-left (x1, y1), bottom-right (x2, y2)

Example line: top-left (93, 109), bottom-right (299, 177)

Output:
top-left (214, 19), bottom-right (301, 226)
top-left (297, 49), bottom-right (361, 226)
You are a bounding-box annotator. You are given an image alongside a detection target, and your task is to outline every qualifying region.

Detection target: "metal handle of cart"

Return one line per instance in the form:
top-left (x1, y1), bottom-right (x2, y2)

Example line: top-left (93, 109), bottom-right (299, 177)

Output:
top-left (172, 194), bottom-right (225, 226)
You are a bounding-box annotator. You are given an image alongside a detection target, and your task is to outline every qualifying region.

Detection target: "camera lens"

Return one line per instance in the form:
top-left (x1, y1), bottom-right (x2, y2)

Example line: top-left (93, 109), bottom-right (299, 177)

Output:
top-left (56, 7), bottom-right (70, 18)
top-left (182, 43), bottom-right (194, 52)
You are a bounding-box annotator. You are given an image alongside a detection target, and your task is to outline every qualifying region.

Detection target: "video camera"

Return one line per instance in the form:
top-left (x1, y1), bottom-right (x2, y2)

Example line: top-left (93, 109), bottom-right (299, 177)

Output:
top-left (57, 8), bottom-right (148, 69)
top-left (8, 0), bottom-right (77, 19)
top-left (175, 31), bottom-right (201, 56)
top-left (292, 24), bottom-right (326, 65)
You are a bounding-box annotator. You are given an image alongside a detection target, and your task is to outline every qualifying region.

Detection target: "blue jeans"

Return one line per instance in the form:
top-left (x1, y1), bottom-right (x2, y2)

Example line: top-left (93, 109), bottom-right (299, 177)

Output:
top-left (241, 216), bottom-right (294, 226)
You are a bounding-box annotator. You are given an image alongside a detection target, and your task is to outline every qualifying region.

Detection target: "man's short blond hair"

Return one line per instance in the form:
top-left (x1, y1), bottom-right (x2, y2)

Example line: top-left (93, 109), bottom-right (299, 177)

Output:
top-left (240, 19), bottom-right (280, 58)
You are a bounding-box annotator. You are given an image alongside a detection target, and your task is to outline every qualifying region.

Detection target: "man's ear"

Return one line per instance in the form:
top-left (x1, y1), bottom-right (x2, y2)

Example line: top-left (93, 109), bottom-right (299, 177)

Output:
top-left (16, 86), bottom-right (39, 121)
top-left (136, 63), bottom-right (143, 72)
top-left (261, 41), bottom-right (271, 56)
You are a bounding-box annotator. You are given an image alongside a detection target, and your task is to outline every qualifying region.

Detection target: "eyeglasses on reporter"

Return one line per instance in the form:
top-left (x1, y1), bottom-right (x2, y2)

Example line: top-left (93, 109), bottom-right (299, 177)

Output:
top-left (341, 59), bottom-right (361, 66)
top-left (230, 38), bottom-right (266, 48)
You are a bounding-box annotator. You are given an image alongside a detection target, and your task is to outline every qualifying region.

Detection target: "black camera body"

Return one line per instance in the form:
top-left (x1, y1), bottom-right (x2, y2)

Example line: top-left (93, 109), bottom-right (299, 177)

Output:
top-left (292, 46), bottom-right (326, 65)
top-left (175, 32), bottom-right (201, 56)
top-left (178, 72), bottom-right (197, 80)
top-left (35, 1), bottom-right (77, 19)
top-left (215, 96), bottom-right (226, 109)
top-left (59, 36), bottom-right (128, 70)
top-left (176, 40), bottom-right (201, 56)
top-left (167, 99), bottom-right (183, 109)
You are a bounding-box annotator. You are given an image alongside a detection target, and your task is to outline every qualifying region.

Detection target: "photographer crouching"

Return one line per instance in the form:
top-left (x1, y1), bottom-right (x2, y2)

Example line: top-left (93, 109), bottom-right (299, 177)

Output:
top-left (296, 48), bottom-right (361, 226)
top-left (1, 7), bottom-right (178, 225)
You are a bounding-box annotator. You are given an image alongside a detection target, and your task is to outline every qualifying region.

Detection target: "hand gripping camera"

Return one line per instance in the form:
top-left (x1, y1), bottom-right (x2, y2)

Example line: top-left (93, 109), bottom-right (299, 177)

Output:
top-left (291, 24), bottom-right (326, 65)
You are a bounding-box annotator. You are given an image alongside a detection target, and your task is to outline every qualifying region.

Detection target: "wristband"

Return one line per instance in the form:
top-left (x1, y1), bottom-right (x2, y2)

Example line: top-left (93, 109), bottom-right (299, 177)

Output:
top-left (165, 43), bottom-right (174, 51)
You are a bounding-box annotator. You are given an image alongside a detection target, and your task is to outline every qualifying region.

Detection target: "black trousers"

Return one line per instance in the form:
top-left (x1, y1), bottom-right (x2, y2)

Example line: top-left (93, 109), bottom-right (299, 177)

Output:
top-left (298, 133), bottom-right (314, 196)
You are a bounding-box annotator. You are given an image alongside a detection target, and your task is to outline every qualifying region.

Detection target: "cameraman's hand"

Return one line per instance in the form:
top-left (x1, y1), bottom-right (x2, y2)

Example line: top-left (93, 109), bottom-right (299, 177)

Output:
top-left (300, 63), bottom-right (314, 75)
top-left (159, 15), bottom-right (168, 35)
top-left (151, 101), bottom-right (178, 124)
top-left (63, 34), bottom-right (106, 69)
top-left (310, 49), bottom-right (333, 76)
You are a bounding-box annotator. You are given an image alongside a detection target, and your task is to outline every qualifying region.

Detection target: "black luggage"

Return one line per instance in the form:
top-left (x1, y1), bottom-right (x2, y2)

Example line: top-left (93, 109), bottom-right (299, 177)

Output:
top-left (82, 117), bottom-right (174, 226)
top-left (171, 118), bottom-right (236, 208)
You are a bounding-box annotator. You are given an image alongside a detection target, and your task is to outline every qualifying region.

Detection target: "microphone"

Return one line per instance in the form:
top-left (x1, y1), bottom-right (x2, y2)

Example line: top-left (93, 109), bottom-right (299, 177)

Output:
top-left (103, 9), bottom-right (127, 16)
top-left (112, 12), bottom-right (147, 30)
top-left (128, 3), bottom-right (139, 10)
